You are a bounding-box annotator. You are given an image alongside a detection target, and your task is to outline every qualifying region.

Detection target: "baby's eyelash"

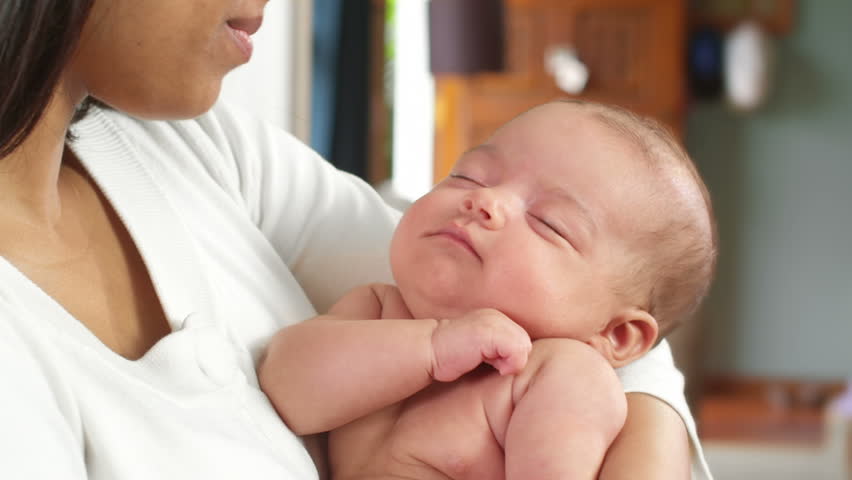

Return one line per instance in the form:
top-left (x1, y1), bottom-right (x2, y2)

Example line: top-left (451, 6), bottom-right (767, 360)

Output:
top-left (530, 213), bottom-right (582, 253)
top-left (531, 214), bottom-right (568, 240)
top-left (449, 173), bottom-right (480, 184)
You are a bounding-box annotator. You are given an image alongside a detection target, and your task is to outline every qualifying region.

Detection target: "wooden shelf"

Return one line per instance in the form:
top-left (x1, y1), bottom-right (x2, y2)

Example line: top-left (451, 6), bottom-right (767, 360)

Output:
top-left (433, 0), bottom-right (687, 182)
top-left (689, 0), bottom-right (796, 35)
top-left (698, 376), bottom-right (845, 446)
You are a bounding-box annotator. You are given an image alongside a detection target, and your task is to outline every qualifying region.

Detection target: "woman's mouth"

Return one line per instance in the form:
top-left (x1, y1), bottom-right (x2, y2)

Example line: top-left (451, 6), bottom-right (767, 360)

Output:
top-left (226, 17), bottom-right (263, 60)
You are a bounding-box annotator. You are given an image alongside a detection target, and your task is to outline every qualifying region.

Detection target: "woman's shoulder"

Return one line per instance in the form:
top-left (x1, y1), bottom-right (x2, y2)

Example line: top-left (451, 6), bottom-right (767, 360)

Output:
top-left (616, 341), bottom-right (714, 479)
top-left (616, 340), bottom-right (680, 387)
top-left (615, 340), bottom-right (688, 409)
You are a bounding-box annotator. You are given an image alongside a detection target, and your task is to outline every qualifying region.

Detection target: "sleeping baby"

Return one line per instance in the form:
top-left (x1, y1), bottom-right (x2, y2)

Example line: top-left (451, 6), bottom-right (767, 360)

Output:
top-left (259, 99), bottom-right (717, 479)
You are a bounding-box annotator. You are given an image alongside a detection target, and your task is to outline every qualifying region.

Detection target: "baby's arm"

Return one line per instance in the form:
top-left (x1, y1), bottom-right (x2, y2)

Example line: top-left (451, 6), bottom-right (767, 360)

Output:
top-left (503, 338), bottom-right (626, 480)
top-left (258, 284), bottom-right (531, 435)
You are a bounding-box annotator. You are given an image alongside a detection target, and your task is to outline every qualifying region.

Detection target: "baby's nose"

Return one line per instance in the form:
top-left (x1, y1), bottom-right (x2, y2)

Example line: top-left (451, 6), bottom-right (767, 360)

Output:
top-left (460, 189), bottom-right (506, 229)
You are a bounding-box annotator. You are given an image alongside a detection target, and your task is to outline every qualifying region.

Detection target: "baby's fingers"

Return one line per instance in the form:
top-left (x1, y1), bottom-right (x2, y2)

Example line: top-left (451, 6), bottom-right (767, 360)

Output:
top-left (488, 356), bottom-right (525, 376)
top-left (486, 335), bottom-right (531, 375)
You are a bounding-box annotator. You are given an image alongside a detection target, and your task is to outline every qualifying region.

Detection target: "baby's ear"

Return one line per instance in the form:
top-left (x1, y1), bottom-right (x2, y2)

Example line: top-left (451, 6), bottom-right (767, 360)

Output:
top-left (586, 308), bottom-right (658, 368)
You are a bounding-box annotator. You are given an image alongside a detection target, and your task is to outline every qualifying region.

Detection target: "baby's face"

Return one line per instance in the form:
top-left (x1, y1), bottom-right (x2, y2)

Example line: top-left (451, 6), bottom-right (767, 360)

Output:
top-left (390, 103), bottom-right (653, 340)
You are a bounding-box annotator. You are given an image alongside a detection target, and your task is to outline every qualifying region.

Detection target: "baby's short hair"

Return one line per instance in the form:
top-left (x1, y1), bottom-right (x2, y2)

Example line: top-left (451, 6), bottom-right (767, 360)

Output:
top-left (558, 99), bottom-right (718, 339)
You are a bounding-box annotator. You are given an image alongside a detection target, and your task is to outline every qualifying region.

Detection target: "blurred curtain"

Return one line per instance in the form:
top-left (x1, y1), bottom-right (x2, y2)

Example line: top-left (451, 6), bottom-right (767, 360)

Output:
top-left (311, 0), bottom-right (372, 180)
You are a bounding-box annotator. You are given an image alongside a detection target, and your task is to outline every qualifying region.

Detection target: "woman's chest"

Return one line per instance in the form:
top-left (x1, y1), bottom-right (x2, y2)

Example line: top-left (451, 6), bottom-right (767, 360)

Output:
top-left (1, 184), bottom-right (169, 359)
top-left (10, 251), bottom-right (167, 359)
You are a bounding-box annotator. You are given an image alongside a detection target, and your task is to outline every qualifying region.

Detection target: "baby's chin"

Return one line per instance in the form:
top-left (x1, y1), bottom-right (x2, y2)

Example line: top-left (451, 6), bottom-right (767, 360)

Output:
top-left (392, 258), bottom-right (489, 320)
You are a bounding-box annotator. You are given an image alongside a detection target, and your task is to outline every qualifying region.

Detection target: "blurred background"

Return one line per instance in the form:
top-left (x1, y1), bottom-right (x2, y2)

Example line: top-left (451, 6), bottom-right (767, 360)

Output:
top-left (221, 1), bottom-right (852, 478)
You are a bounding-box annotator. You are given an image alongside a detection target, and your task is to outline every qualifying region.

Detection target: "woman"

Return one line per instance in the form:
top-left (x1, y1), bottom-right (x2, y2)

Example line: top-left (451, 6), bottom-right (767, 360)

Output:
top-left (0, 1), bottom-right (710, 478)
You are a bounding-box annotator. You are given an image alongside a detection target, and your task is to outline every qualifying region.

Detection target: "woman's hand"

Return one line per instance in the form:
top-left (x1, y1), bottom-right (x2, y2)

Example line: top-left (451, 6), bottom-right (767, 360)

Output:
top-left (598, 392), bottom-right (691, 479)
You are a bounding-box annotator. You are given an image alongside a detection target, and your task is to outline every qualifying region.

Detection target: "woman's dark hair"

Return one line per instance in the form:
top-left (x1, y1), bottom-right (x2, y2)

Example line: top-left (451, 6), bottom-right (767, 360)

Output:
top-left (0, 0), bottom-right (95, 159)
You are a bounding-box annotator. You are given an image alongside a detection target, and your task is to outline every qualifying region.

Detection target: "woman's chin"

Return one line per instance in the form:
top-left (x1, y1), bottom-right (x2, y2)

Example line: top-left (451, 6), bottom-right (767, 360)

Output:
top-left (96, 84), bottom-right (221, 121)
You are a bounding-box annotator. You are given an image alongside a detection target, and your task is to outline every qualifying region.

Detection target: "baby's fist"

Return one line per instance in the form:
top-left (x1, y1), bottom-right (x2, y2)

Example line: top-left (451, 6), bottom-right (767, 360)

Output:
top-left (429, 308), bottom-right (532, 382)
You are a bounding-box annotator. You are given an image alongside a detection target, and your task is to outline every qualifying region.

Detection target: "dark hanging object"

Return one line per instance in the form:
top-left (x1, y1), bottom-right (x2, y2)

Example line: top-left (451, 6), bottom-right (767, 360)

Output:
top-left (429, 0), bottom-right (505, 75)
top-left (688, 27), bottom-right (724, 100)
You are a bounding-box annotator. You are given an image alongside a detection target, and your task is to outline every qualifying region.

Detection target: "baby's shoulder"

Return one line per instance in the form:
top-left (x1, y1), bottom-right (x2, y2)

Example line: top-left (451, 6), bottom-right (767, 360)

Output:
top-left (369, 284), bottom-right (412, 319)
top-left (328, 283), bottom-right (414, 319)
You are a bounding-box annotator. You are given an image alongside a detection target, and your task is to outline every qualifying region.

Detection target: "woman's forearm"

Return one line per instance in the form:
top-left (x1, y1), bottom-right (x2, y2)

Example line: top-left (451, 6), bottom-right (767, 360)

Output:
top-left (598, 392), bottom-right (691, 479)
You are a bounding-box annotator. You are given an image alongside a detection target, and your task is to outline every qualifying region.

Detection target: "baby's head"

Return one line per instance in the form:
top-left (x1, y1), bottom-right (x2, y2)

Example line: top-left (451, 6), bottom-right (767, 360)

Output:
top-left (390, 100), bottom-right (716, 367)
top-left (570, 101), bottom-right (718, 342)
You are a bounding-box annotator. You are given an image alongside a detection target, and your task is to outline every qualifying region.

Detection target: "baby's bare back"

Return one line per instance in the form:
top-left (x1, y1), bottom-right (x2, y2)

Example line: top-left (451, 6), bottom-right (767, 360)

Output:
top-left (328, 365), bottom-right (514, 480)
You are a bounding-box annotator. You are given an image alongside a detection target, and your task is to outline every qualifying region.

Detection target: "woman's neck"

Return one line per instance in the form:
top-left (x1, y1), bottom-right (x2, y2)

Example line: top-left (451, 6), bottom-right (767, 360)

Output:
top-left (0, 78), bottom-right (85, 227)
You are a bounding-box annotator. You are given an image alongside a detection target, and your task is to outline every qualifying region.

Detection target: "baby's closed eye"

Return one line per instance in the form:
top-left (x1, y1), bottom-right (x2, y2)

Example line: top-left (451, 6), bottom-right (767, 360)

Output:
top-left (448, 172), bottom-right (484, 187)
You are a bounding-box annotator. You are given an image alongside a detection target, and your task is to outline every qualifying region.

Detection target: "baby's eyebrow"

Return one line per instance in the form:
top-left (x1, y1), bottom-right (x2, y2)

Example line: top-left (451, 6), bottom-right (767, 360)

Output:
top-left (452, 145), bottom-right (504, 181)
top-left (459, 144), bottom-right (502, 164)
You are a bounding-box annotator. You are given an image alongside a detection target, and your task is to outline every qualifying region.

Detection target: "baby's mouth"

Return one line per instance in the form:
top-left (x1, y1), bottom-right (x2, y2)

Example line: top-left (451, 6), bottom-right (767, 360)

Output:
top-left (429, 226), bottom-right (482, 262)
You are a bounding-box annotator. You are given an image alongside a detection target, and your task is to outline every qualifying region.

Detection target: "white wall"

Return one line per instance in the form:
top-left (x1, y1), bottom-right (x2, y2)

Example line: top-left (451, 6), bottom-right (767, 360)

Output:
top-left (220, 0), bottom-right (432, 202)
top-left (220, 0), bottom-right (312, 141)
top-left (391, 0), bottom-right (435, 202)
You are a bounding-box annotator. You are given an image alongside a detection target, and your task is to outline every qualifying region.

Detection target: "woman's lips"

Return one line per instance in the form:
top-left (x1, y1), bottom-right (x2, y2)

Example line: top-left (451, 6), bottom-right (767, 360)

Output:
top-left (226, 17), bottom-right (263, 60)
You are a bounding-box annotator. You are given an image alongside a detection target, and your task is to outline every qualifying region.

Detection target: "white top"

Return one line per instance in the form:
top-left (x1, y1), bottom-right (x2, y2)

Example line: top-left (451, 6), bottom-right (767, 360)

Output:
top-left (0, 102), bottom-right (711, 479)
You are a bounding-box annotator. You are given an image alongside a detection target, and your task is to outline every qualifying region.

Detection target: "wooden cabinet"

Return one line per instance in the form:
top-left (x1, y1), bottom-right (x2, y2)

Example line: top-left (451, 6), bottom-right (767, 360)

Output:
top-left (433, 0), bottom-right (686, 181)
